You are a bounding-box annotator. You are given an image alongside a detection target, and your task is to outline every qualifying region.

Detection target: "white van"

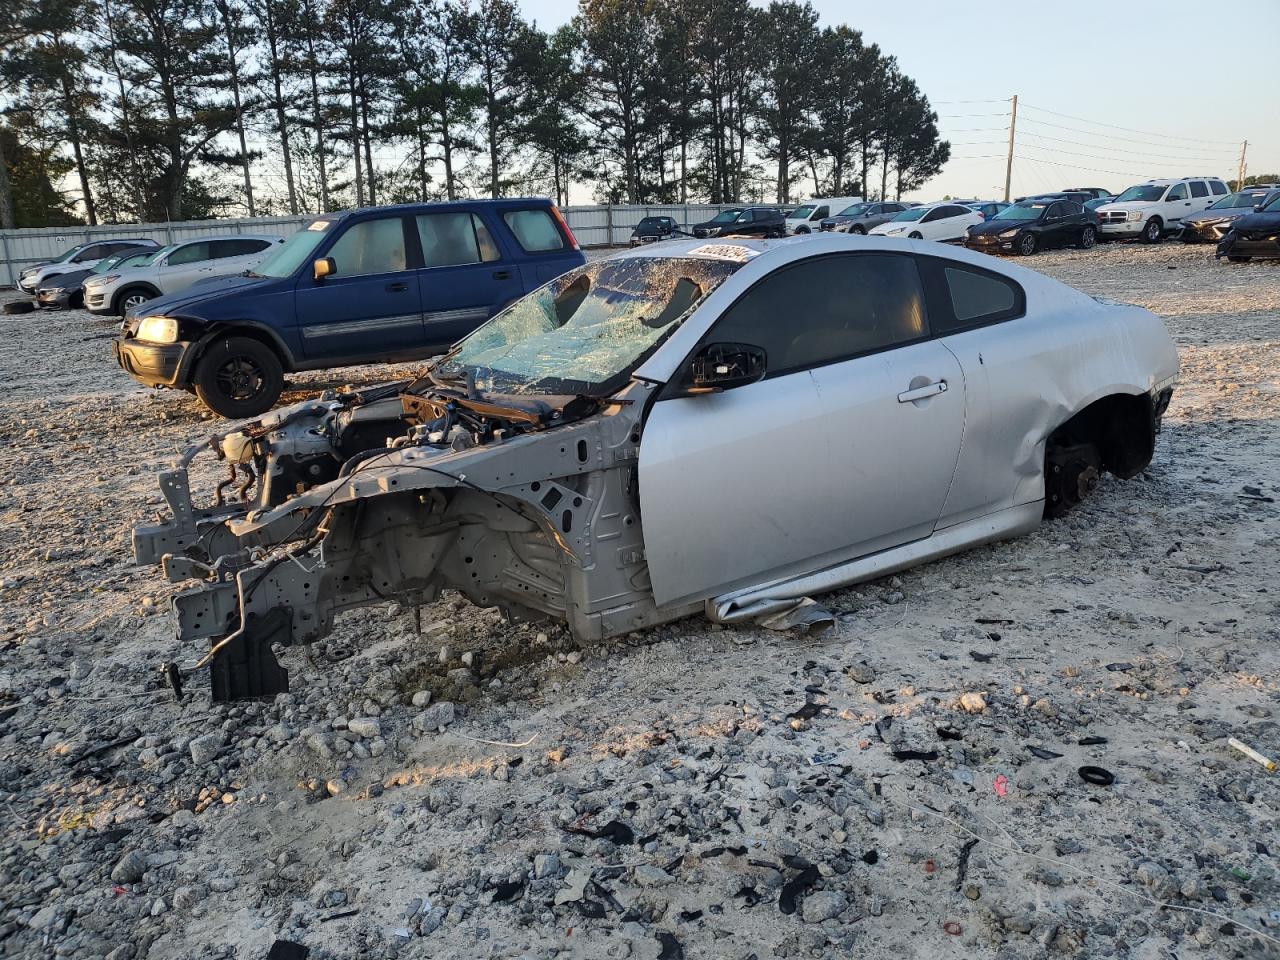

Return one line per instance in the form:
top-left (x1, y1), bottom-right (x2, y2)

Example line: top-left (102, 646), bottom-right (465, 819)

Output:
top-left (1095, 177), bottom-right (1229, 242)
top-left (785, 197), bottom-right (864, 235)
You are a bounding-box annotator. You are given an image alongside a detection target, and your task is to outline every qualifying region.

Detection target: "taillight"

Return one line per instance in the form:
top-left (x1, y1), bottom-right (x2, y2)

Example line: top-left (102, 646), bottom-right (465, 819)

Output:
top-left (549, 204), bottom-right (580, 251)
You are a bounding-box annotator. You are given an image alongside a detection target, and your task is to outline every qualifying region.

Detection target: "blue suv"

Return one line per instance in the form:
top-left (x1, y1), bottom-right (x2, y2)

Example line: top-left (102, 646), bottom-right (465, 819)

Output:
top-left (113, 198), bottom-right (585, 418)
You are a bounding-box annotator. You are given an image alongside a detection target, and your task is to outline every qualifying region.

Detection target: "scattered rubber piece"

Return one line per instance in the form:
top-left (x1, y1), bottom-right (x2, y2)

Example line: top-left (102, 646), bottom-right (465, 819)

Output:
top-left (1028, 746), bottom-right (1064, 760)
top-left (1078, 736), bottom-right (1108, 746)
top-left (2, 300), bottom-right (35, 315)
top-left (1079, 765), bottom-right (1115, 786)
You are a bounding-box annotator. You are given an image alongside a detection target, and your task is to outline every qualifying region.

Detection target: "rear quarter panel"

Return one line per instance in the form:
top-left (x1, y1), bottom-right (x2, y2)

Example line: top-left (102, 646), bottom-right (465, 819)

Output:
top-left (936, 269), bottom-right (1178, 526)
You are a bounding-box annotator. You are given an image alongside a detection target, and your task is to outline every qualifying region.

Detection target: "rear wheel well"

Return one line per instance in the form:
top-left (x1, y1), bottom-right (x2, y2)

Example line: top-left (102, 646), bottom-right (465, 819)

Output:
top-left (1048, 392), bottom-right (1154, 480)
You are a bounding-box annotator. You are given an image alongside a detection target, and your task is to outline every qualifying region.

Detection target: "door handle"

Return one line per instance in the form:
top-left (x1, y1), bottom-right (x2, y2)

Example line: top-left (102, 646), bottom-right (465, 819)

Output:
top-left (492, 269), bottom-right (512, 280)
top-left (897, 380), bottom-right (948, 403)
top-left (386, 281), bottom-right (409, 292)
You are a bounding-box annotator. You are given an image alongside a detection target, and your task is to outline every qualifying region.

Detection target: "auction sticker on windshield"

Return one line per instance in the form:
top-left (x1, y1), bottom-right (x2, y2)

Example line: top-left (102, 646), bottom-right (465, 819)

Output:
top-left (306, 220), bottom-right (331, 231)
top-left (687, 243), bottom-right (760, 262)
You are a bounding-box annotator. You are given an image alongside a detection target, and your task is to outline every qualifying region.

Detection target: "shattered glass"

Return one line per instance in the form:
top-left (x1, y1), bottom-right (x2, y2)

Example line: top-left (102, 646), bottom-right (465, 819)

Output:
top-left (433, 257), bottom-right (741, 396)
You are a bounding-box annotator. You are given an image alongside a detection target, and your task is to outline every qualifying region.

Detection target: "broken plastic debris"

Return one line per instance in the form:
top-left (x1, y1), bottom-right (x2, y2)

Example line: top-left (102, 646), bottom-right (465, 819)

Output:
top-left (266, 942), bottom-right (309, 960)
top-left (1227, 736), bottom-right (1277, 773)
top-left (942, 921), bottom-right (963, 935)
top-left (993, 774), bottom-right (1009, 798)
top-left (1027, 745), bottom-right (1064, 760)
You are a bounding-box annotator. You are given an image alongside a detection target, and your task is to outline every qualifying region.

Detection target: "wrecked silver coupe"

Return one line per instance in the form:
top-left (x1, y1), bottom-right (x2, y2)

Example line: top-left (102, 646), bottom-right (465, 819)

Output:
top-left (133, 236), bottom-right (1178, 700)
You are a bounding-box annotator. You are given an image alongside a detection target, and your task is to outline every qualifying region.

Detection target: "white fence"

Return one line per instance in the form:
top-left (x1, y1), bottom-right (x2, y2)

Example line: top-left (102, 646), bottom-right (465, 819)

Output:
top-left (0, 204), bottom-right (742, 287)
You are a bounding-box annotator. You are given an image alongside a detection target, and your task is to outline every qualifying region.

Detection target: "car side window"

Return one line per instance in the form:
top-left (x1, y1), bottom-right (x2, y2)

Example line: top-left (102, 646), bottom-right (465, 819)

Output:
top-left (211, 238), bottom-right (271, 259)
top-left (813, 206), bottom-right (829, 219)
top-left (503, 209), bottom-right (567, 252)
top-left (416, 212), bottom-right (499, 268)
top-left (167, 242), bottom-right (211, 266)
top-left (1189, 181), bottom-right (1208, 198)
top-left (704, 253), bottom-right (928, 376)
top-left (1166, 183), bottom-right (1188, 201)
top-left (923, 258), bottom-right (1025, 334)
top-left (921, 208), bottom-right (940, 223)
top-left (72, 244), bottom-right (105, 262)
top-left (326, 217), bottom-right (408, 276)
top-left (1046, 202), bottom-right (1065, 219)
top-left (1209, 180), bottom-right (1227, 195)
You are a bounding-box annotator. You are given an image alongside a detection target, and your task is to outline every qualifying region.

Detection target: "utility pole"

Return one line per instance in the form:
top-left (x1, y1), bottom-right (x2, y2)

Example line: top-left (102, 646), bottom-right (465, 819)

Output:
top-left (1003, 95), bottom-right (1018, 203)
top-left (1236, 140), bottom-right (1248, 190)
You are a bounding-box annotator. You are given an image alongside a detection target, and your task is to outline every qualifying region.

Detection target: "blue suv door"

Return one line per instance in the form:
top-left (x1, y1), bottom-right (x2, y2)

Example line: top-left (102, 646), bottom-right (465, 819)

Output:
top-left (414, 210), bottom-right (523, 350)
top-left (295, 214), bottom-right (424, 361)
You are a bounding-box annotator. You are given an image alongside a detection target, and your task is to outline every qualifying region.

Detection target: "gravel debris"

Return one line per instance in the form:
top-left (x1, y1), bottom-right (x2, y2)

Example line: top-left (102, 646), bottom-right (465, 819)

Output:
top-left (0, 244), bottom-right (1278, 958)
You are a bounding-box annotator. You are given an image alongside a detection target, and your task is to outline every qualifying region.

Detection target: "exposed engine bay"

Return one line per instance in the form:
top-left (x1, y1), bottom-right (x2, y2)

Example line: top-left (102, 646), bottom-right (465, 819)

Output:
top-left (136, 374), bottom-right (684, 701)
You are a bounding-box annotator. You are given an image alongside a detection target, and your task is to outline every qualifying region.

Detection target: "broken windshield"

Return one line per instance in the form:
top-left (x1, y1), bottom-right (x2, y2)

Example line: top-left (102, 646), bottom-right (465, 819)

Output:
top-left (433, 256), bottom-right (742, 396)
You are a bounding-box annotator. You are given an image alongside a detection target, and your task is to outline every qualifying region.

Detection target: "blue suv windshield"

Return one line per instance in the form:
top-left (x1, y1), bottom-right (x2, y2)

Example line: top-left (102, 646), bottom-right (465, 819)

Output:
top-left (434, 256), bottom-right (741, 396)
top-left (255, 222), bottom-right (334, 277)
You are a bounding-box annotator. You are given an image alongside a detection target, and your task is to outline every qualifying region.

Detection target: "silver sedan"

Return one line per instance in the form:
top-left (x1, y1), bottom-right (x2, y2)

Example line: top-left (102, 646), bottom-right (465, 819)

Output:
top-left (133, 235), bottom-right (1179, 700)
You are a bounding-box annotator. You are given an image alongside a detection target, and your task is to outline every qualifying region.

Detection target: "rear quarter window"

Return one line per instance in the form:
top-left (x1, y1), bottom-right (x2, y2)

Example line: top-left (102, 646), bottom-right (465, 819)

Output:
top-left (503, 209), bottom-right (566, 253)
top-left (917, 256), bottom-right (1026, 334)
top-left (1209, 180), bottom-right (1228, 195)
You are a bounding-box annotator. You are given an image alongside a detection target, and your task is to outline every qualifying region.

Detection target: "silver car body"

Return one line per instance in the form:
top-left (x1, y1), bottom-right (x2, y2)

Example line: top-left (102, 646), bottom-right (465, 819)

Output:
top-left (84, 235), bottom-right (283, 315)
top-left (131, 235), bottom-right (1178, 699)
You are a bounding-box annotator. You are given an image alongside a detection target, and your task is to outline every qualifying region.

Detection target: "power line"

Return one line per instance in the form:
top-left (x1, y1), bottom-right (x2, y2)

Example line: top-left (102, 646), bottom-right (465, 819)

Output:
top-left (1019, 116), bottom-right (1238, 155)
top-left (1018, 102), bottom-right (1238, 147)
top-left (1017, 140), bottom-right (1222, 175)
top-left (1016, 130), bottom-right (1234, 166)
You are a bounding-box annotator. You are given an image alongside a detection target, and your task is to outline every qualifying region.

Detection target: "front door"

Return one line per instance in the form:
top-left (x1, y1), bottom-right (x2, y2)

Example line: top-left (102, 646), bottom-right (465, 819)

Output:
top-left (296, 215), bottom-right (424, 363)
top-left (415, 211), bottom-right (521, 350)
top-left (638, 252), bottom-right (965, 606)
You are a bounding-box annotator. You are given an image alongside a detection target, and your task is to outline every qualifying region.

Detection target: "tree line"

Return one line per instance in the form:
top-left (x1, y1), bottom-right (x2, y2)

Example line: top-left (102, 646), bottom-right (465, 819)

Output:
top-left (0, 0), bottom-right (950, 228)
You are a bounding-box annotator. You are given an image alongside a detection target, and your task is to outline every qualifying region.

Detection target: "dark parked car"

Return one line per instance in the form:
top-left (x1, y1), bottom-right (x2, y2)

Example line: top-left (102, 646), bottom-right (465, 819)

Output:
top-left (1182, 186), bottom-right (1280, 243)
top-left (817, 201), bottom-right (917, 234)
top-left (113, 198), bottom-right (585, 418)
top-left (35, 245), bottom-right (159, 309)
top-left (630, 216), bottom-right (680, 246)
top-left (964, 198), bottom-right (1097, 255)
top-left (963, 200), bottom-right (1012, 220)
top-left (691, 207), bottom-right (785, 239)
top-left (1062, 187), bottom-right (1113, 201)
top-left (1215, 191), bottom-right (1280, 262)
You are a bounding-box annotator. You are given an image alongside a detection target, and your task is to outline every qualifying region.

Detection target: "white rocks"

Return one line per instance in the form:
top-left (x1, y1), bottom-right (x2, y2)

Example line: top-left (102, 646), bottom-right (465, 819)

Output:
top-left (411, 690), bottom-right (433, 708)
top-left (533, 853), bottom-right (560, 879)
top-left (632, 864), bottom-right (673, 887)
top-left (110, 850), bottom-right (147, 884)
top-left (188, 732), bottom-right (224, 766)
top-left (959, 692), bottom-right (988, 714)
top-left (413, 702), bottom-right (456, 732)
top-left (305, 732), bottom-right (334, 758)
top-left (1135, 861), bottom-right (1177, 900)
top-left (172, 885), bottom-right (206, 909)
top-left (326, 778), bottom-right (348, 796)
top-left (208, 875), bottom-right (238, 893)
top-left (802, 891), bottom-right (848, 923)
top-left (28, 904), bottom-right (60, 930)
top-left (347, 717), bottom-right (381, 739)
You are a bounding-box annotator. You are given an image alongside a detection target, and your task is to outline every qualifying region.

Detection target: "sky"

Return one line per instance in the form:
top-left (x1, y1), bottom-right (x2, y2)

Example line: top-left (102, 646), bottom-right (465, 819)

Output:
top-left (522, 0), bottom-right (1278, 203)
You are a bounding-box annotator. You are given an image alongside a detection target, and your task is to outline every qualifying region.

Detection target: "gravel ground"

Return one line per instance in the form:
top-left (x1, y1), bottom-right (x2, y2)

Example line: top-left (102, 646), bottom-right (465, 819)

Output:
top-left (0, 241), bottom-right (1278, 960)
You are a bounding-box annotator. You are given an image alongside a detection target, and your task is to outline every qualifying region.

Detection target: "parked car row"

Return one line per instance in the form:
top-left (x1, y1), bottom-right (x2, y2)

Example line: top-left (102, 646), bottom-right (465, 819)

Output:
top-left (18, 238), bottom-right (159, 294)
